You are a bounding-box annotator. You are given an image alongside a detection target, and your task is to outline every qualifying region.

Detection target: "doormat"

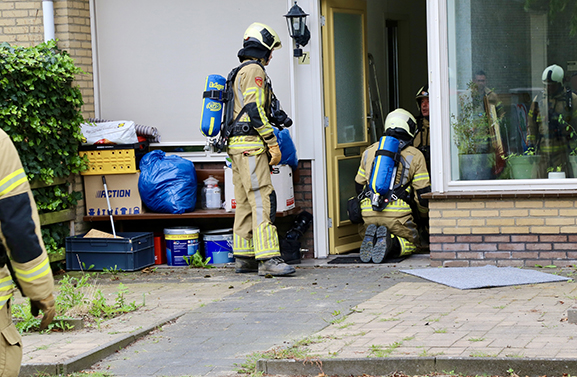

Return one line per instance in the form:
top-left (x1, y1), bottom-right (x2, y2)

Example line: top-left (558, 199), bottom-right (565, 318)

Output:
top-left (400, 265), bottom-right (569, 290)
top-left (328, 256), bottom-right (406, 264)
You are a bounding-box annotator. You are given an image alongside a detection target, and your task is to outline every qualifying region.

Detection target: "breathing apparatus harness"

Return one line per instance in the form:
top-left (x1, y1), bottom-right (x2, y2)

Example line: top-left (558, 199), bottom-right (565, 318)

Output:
top-left (202, 60), bottom-right (292, 153)
top-left (360, 136), bottom-right (413, 212)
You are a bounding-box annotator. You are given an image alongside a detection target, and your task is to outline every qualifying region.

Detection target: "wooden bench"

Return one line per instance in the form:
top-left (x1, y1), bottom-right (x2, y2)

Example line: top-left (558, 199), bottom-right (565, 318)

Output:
top-left (83, 168), bottom-right (300, 232)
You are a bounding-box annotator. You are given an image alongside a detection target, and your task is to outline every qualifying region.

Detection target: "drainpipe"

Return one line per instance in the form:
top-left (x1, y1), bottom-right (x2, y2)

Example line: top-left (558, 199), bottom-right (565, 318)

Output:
top-left (42, 0), bottom-right (55, 42)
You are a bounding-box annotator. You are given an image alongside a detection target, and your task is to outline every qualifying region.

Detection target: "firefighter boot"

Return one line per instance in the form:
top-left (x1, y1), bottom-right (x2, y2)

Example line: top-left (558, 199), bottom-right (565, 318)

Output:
top-left (235, 257), bottom-right (259, 273)
top-left (258, 256), bottom-right (295, 276)
top-left (372, 226), bottom-right (390, 264)
top-left (360, 224), bottom-right (376, 263)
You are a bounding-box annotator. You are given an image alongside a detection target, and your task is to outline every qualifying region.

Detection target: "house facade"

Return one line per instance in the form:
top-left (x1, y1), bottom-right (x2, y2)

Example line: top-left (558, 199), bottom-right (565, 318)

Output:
top-left (3, 0), bottom-right (577, 266)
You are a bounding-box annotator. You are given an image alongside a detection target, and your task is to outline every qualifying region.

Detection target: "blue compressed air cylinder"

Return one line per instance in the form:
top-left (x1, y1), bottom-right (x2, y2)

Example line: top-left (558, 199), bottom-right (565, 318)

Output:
top-left (369, 136), bottom-right (400, 196)
top-left (200, 74), bottom-right (226, 137)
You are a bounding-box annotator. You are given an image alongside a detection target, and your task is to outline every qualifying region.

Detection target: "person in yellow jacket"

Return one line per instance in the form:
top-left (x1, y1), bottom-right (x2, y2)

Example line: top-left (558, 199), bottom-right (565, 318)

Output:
top-left (227, 23), bottom-right (294, 276)
top-left (414, 85), bottom-right (430, 172)
top-left (527, 64), bottom-right (577, 178)
top-left (355, 109), bottom-right (431, 263)
top-left (0, 128), bottom-right (55, 376)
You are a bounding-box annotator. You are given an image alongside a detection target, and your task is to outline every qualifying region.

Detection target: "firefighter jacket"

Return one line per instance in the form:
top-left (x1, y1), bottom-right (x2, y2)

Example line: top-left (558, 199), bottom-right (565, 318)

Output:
top-left (355, 142), bottom-right (431, 221)
top-left (527, 89), bottom-right (577, 155)
top-left (413, 117), bottom-right (429, 150)
top-left (227, 61), bottom-right (278, 156)
top-left (0, 129), bottom-right (54, 310)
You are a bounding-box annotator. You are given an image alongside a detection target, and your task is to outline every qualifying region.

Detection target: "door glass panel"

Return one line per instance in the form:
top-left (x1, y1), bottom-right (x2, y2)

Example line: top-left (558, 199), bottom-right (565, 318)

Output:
top-left (338, 157), bottom-right (361, 223)
top-left (334, 12), bottom-right (365, 145)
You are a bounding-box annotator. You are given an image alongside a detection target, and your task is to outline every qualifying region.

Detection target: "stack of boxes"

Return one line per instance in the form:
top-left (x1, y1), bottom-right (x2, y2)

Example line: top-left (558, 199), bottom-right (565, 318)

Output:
top-left (80, 142), bottom-right (148, 216)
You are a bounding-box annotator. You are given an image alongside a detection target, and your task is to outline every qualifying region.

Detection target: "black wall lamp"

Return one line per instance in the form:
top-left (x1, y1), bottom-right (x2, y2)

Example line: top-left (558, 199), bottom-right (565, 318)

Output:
top-left (284, 1), bottom-right (310, 57)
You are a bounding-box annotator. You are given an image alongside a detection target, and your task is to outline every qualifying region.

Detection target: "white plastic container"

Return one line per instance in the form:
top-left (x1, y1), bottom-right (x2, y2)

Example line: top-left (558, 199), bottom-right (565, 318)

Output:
top-left (201, 175), bottom-right (222, 209)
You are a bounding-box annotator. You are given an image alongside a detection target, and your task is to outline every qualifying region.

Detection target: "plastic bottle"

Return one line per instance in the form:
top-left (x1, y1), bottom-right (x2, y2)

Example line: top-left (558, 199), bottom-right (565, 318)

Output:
top-left (202, 175), bottom-right (222, 209)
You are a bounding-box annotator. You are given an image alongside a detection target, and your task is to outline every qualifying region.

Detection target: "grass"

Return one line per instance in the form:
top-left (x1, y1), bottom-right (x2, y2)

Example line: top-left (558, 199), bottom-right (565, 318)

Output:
top-left (234, 336), bottom-right (321, 376)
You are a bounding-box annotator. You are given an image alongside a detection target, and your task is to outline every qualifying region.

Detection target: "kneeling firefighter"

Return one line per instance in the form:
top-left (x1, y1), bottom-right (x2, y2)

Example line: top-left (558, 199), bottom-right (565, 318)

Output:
top-left (222, 22), bottom-right (295, 276)
top-left (354, 109), bottom-right (431, 263)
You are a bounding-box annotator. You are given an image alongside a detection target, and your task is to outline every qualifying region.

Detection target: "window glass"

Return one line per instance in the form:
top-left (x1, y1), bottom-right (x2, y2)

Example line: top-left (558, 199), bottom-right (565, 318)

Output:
top-left (447, 0), bottom-right (577, 181)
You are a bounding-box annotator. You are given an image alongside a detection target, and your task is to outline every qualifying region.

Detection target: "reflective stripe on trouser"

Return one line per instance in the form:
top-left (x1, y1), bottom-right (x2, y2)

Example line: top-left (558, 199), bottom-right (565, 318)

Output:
top-left (0, 302), bottom-right (22, 377)
top-left (395, 236), bottom-right (416, 256)
top-left (230, 152), bottom-right (280, 260)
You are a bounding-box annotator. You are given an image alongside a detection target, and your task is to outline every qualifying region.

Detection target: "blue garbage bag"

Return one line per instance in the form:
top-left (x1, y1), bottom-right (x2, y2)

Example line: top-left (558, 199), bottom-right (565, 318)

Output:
top-left (138, 150), bottom-right (197, 214)
top-left (273, 127), bottom-right (298, 169)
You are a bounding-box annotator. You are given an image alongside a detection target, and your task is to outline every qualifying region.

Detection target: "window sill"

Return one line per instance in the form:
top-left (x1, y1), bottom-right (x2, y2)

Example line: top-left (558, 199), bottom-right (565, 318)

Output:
top-left (423, 190), bottom-right (577, 200)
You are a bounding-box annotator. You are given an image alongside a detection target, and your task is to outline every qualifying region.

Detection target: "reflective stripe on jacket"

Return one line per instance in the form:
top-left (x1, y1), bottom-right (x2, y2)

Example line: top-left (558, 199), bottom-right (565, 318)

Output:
top-left (0, 129), bottom-right (54, 308)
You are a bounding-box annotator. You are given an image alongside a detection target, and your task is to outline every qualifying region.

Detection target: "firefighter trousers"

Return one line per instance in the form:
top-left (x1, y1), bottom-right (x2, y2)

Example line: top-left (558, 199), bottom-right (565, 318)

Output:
top-left (0, 301), bottom-right (22, 377)
top-left (230, 152), bottom-right (280, 260)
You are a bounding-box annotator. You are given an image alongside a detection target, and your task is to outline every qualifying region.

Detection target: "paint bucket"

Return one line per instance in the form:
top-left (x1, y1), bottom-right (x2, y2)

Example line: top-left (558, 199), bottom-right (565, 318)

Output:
top-left (202, 228), bottom-right (234, 264)
top-left (164, 227), bottom-right (200, 266)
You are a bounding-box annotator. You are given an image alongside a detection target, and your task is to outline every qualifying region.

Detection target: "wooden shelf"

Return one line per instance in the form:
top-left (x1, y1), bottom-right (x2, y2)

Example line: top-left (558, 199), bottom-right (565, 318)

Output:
top-left (83, 206), bottom-right (300, 222)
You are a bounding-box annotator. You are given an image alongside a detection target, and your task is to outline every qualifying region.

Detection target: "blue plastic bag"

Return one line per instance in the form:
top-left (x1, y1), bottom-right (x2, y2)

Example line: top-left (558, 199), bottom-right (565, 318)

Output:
top-left (273, 128), bottom-right (298, 169)
top-left (138, 150), bottom-right (197, 214)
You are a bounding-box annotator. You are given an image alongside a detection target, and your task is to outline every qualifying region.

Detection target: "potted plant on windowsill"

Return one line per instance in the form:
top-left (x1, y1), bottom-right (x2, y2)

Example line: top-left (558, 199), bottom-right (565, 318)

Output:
top-left (452, 82), bottom-right (495, 180)
top-left (505, 149), bottom-right (541, 179)
top-left (547, 165), bottom-right (566, 179)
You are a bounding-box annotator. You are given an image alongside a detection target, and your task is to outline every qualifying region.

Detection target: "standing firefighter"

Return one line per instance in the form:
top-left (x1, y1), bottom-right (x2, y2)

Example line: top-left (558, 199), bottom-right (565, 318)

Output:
top-left (355, 109), bottom-right (431, 263)
top-left (527, 64), bottom-right (577, 177)
top-left (225, 23), bottom-right (295, 276)
top-left (414, 85), bottom-right (430, 172)
top-left (0, 128), bottom-right (55, 376)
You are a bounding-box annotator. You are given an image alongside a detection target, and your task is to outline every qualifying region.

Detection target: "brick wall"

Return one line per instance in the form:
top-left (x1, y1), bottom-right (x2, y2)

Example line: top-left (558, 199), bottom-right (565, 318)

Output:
top-left (0, 1), bottom-right (44, 46)
top-left (429, 193), bottom-right (577, 267)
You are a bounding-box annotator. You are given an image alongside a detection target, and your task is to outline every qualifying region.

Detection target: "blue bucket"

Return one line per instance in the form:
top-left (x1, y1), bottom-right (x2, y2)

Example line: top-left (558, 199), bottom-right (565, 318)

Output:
top-left (203, 229), bottom-right (234, 264)
top-left (164, 227), bottom-right (200, 266)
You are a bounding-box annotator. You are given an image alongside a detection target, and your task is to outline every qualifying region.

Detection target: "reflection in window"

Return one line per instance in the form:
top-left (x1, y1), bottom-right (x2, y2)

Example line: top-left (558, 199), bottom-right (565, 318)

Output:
top-left (448, 0), bottom-right (577, 180)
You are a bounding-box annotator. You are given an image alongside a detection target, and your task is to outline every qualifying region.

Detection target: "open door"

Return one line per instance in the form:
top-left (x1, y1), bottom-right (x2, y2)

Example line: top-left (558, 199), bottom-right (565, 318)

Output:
top-left (322, 0), bottom-right (370, 254)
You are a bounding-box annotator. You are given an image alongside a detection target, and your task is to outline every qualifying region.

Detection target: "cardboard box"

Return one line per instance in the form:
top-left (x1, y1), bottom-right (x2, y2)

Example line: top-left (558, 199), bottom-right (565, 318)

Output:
top-left (224, 165), bottom-right (295, 212)
top-left (83, 172), bottom-right (143, 216)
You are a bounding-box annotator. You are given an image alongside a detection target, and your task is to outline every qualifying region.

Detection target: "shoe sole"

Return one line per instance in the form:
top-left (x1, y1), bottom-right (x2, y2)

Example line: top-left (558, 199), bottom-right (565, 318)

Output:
top-left (360, 224), bottom-right (377, 263)
top-left (257, 269), bottom-right (296, 276)
top-left (235, 268), bottom-right (258, 273)
top-left (372, 226), bottom-right (389, 264)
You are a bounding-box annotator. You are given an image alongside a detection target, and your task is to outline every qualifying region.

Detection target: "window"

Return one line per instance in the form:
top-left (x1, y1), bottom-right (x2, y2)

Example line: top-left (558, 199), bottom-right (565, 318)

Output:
top-left (447, 0), bottom-right (577, 182)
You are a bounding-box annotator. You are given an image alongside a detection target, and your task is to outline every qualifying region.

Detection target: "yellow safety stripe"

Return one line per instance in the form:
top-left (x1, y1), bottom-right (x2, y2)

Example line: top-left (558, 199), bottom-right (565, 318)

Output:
top-left (541, 145), bottom-right (567, 153)
top-left (233, 234), bottom-right (254, 256)
top-left (13, 257), bottom-right (51, 283)
top-left (397, 236), bottom-right (416, 256)
top-left (0, 293), bottom-right (13, 312)
top-left (0, 276), bottom-right (15, 291)
top-left (413, 172), bottom-right (430, 183)
top-left (369, 138), bottom-right (386, 193)
top-left (254, 223), bottom-right (280, 259)
top-left (360, 198), bottom-right (412, 214)
top-left (357, 166), bottom-right (366, 178)
top-left (0, 168), bottom-right (27, 197)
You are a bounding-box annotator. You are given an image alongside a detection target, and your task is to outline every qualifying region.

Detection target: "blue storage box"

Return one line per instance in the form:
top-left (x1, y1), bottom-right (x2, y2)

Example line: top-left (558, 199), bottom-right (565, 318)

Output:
top-left (66, 232), bottom-right (154, 271)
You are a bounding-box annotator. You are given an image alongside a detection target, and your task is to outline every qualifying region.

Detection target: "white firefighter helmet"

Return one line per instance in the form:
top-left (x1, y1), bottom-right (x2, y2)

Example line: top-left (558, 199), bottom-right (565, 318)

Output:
top-left (243, 22), bottom-right (282, 51)
top-left (542, 64), bottom-right (564, 84)
top-left (384, 108), bottom-right (418, 138)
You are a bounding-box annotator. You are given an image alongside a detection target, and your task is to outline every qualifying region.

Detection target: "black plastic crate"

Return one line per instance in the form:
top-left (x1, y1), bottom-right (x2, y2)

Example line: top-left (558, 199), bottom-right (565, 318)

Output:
top-left (66, 232), bottom-right (154, 271)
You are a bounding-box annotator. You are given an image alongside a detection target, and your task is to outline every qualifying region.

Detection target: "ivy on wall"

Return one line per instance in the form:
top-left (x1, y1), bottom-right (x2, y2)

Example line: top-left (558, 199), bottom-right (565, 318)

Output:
top-left (0, 40), bottom-right (88, 257)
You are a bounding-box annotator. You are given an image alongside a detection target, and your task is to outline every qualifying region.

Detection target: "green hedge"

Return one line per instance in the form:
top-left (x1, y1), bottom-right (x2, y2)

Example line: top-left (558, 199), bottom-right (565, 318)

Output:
top-left (0, 40), bottom-right (87, 258)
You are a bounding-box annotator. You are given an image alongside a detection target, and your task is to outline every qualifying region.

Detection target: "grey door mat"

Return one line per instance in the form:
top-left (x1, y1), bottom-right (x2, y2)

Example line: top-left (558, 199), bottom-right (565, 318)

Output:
top-left (328, 256), bottom-right (406, 264)
top-left (400, 265), bottom-right (569, 289)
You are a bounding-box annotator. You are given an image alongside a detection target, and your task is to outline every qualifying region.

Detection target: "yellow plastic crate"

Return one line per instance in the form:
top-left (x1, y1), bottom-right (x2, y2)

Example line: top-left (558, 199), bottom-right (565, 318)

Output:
top-left (79, 149), bottom-right (137, 175)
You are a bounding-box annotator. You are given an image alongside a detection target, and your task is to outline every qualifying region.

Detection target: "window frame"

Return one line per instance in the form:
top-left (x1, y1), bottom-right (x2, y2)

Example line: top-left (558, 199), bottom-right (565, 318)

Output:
top-left (426, 0), bottom-right (577, 193)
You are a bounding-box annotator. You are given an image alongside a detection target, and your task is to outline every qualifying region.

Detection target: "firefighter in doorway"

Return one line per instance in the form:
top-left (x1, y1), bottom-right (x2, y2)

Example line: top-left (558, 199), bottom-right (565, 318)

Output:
top-left (227, 22), bottom-right (295, 276)
top-left (355, 109), bottom-right (431, 263)
top-left (0, 128), bottom-right (55, 376)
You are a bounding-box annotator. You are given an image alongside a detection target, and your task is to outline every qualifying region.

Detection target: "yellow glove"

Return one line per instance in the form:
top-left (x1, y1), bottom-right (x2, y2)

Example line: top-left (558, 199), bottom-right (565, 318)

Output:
top-left (30, 293), bottom-right (55, 331)
top-left (268, 144), bottom-right (282, 166)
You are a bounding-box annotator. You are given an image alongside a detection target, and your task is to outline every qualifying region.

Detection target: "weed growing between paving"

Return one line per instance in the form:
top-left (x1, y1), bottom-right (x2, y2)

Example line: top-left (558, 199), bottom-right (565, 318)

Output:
top-left (12, 273), bottom-right (143, 334)
top-left (235, 336), bottom-right (324, 376)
